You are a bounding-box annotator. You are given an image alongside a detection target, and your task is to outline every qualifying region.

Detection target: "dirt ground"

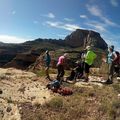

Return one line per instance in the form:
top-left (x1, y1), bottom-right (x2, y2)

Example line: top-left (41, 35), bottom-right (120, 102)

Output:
top-left (0, 68), bottom-right (119, 120)
top-left (0, 68), bottom-right (53, 120)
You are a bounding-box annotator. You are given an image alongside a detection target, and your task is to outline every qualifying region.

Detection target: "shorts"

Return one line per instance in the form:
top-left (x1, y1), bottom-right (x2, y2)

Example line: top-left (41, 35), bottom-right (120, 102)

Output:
top-left (84, 62), bottom-right (91, 73)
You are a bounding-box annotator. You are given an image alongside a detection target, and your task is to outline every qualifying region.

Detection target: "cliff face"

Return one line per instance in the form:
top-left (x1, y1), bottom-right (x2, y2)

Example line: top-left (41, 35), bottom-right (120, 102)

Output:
top-left (0, 44), bottom-right (31, 67)
top-left (64, 29), bottom-right (107, 49)
top-left (4, 51), bottom-right (40, 70)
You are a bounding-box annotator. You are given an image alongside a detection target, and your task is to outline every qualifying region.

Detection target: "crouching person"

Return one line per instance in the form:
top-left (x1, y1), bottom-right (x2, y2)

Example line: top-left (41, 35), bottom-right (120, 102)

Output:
top-left (66, 60), bottom-right (84, 82)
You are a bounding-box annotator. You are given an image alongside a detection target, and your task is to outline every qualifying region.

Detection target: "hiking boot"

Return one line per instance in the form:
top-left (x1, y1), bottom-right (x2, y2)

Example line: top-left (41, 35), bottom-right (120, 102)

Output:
top-left (82, 78), bottom-right (89, 82)
top-left (0, 89), bottom-right (2, 94)
top-left (56, 76), bottom-right (60, 81)
top-left (81, 76), bottom-right (85, 79)
top-left (105, 79), bottom-right (113, 84)
top-left (45, 76), bottom-right (51, 81)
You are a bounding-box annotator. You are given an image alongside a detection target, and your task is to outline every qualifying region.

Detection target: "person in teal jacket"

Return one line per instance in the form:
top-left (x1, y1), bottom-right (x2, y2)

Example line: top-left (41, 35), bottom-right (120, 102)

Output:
top-left (44, 50), bottom-right (51, 80)
top-left (83, 46), bottom-right (97, 82)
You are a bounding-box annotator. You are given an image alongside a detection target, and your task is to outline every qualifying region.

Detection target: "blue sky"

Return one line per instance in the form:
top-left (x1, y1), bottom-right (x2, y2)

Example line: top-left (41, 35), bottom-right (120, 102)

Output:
top-left (0, 0), bottom-right (120, 50)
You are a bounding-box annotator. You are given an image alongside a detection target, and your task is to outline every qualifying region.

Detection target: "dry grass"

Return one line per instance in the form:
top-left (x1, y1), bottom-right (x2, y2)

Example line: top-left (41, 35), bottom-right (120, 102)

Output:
top-left (35, 68), bottom-right (70, 77)
top-left (19, 80), bottom-right (120, 120)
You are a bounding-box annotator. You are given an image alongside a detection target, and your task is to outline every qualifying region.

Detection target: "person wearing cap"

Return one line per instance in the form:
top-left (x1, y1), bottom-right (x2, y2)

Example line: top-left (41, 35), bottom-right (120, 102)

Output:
top-left (66, 60), bottom-right (84, 82)
top-left (105, 45), bottom-right (117, 84)
top-left (44, 50), bottom-right (51, 80)
top-left (56, 53), bottom-right (68, 83)
top-left (83, 46), bottom-right (97, 82)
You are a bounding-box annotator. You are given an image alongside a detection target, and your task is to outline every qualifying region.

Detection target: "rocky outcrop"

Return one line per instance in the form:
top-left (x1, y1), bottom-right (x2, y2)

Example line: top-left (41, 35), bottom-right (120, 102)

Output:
top-left (0, 44), bottom-right (31, 67)
top-left (4, 51), bottom-right (40, 70)
top-left (64, 29), bottom-right (107, 49)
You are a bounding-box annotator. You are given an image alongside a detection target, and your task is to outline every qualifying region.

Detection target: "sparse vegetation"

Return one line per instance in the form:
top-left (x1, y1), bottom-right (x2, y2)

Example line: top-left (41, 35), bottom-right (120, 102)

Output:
top-left (112, 84), bottom-right (120, 93)
top-left (19, 80), bottom-right (120, 120)
top-left (35, 68), bottom-right (46, 77)
top-left (45, 97), bottom-right (63, 109)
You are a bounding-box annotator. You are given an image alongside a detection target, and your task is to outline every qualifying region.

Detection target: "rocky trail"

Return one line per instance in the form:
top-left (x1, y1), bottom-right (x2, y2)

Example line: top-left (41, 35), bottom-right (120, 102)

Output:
top-left (50, 73), bottom-right (105, 88)
top-left (0, 68), bottom-right (52, 120)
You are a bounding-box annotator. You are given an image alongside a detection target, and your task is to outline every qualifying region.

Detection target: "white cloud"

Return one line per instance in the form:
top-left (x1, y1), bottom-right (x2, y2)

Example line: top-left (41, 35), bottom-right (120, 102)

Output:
top-left (64, 18), bottom-right (74, 22)
top-left (11, 10), bottom-right (16, 15)
top-left (41, 13), bottom-right (55, 19)
top-left (46, 21), bottom-right (62, 28)
top-left (86, 5), bottom-right (102, 17)
top-left (101, 31), bottom-right (120, 51)
top-left (0, 35), bottom-right (27, 43)
top-left (86, 4), bottom-right (118, 27)
top-left (103, 38), bottom-right (120, 51)
top-left (80, 15), bottom-right (88, 19)
top-left (102, 17), bottom-right (117, 26)
top-left (110, 0), bottom-right (118, 7)
top-left (48, 13), bottom-right (55, 18)
top-left (86, 22), bottom-right (107, 32)
top-left (63, 24), bottom-right (80, 31)
top-left (33, 20), bottom-right (39, 24)
top-left (43, 12), bottom-right (55, 19)
top-left (46, 21), bottom-right (80, 31)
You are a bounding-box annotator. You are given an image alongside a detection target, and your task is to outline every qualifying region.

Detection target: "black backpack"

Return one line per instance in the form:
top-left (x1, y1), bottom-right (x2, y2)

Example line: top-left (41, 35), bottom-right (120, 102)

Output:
top-left (46, 80), bottom-right (61, 90)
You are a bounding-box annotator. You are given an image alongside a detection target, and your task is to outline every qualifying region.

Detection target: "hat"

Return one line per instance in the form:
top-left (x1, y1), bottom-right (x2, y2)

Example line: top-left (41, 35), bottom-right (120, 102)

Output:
top-left (45, 50), bottom-right (49, 54)
top-left (75, 60), bottom-right (80, 64)
top-left (64, 53), bottom-right (68, 57)
top-left (86, 46), bottom-right (91, 50)
top-left (109, 45), bottom-right (114, 50)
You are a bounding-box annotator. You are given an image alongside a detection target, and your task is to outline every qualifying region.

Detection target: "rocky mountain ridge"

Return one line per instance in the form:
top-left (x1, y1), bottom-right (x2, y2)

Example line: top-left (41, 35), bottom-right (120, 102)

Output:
top-left (64, 29), bottom-right (107, 49)
top-left (0, 29), bottom-right (108, 69)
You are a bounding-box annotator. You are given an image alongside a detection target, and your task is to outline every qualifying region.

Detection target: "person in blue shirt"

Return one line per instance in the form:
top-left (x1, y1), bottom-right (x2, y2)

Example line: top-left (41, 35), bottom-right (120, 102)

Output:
top-left (106, 45), bottom-right (117, 84)
top-left (44, 50), bottom-right (51, 80)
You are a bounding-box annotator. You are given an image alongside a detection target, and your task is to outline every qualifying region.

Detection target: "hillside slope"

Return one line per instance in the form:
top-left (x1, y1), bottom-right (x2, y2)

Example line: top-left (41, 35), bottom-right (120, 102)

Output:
top-left (0, 68), bottom-right (120, 120)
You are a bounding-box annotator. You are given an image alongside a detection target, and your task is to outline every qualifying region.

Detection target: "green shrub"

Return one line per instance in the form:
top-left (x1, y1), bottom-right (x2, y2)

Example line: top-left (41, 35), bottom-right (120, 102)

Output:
top-left (46, 97), bottom-right (63, 109)
top-left (35, 69), bottom-right (46, 77)
top-left (112, 84), bottom-right (120, 93)
top-left (109, 100), bottom-right (120, 120)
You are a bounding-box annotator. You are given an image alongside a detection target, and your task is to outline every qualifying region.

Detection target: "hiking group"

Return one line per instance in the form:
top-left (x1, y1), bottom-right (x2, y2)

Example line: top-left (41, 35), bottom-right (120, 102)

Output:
top-left (43, 45), bottom-right (119, 86)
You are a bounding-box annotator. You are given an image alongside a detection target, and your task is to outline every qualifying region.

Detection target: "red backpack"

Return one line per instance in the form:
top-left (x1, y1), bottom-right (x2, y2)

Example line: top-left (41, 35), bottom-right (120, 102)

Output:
top-left (58, 87), bottom-right (73, 96)
top-left (114, 51), bottom-right (120, 65)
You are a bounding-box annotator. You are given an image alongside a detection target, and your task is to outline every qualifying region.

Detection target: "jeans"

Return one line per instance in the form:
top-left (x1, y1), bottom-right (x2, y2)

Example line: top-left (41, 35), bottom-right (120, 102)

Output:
top-left (57, 64), bottom-right (64, 80)
top-left (108, 63), bottom-right (114, 81)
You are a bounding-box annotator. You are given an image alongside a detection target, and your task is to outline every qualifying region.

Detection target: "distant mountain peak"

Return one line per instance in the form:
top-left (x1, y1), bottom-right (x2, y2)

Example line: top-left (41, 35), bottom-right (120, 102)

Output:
top-left (64, 29), bottom-right (107, 49)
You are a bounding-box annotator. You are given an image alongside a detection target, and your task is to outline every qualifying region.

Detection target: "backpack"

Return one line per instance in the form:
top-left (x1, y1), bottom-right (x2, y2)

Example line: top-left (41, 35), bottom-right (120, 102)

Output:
top-left (46, 80), bottom-right (61, 90)
top-left (66, 70), bottom-right (76, 81)
top-left (114, 51), bottom-right (120, 65)
top-left (58, 87), bottom-right (73, 96)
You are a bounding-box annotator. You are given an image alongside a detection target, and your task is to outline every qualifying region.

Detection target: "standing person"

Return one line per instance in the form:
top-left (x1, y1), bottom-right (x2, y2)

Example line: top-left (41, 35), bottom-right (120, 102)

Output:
top-left (114, 51), bottom-right (120, 77)
top-left (105, 45), bottom-right (117, 84)
top-left (44, 50), bottom-right (51, 80)
top-left (57, 53), bottom-right (68, 83)
top-left (83, 46), bottom-right (97, 82)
